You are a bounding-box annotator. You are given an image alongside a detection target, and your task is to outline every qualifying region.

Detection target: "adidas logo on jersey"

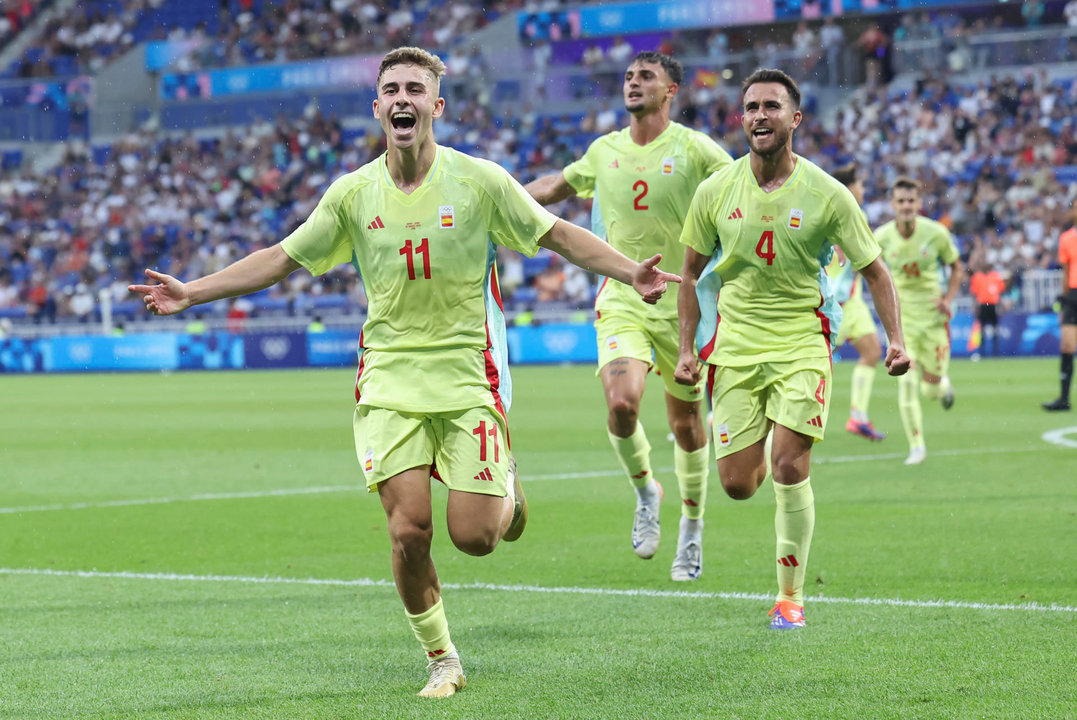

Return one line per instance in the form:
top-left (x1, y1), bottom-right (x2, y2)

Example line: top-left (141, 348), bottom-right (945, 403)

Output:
top-left (367, 216), bottom-right (384, 230)
top-left (727, 208), bottom-right (743, 220)
top-left (608, 159), bottom-right (619, 169)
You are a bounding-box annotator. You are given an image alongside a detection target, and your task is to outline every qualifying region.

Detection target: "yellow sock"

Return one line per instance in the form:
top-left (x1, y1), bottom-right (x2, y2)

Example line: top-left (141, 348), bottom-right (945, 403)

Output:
top-left (608, 423), bottom-right (654, 490)
top-left (405, 598), bottom-right (456, 660)
top-left (850, 363), bottom-right (876, 422)
top-left (674, 443), bottom-right (709, 520)
top-left (774, 477), bottom-right (814, 605)
top-left (898, 373), bottom-right (924, 449)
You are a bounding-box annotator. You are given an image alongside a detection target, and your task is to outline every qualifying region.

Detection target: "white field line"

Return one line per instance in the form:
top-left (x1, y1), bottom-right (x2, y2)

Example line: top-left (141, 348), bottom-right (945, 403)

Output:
top-left (0, 443), bottom-right (1057, 516)
top-left (2, 567), bottom-right (1074, 615)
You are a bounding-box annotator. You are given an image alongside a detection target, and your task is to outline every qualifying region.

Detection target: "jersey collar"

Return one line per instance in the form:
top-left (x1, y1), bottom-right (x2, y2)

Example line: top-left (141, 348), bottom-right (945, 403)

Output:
top-left (745, 153), bottom-right (804, 196)
top-left (380, 145), bottom-right (443, 196)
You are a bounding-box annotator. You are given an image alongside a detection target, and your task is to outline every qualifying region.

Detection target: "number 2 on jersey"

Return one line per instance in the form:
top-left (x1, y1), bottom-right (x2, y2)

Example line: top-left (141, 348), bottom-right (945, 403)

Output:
top-left (633, 180), bottom-right (649, 210)
top-left (755, 230), bottom-right (776, 265)
top-left (400, 238), bottom-right (431, 280)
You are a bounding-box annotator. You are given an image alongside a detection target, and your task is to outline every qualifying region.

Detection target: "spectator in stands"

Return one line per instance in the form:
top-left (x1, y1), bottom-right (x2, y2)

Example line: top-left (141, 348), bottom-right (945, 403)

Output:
top-left (857, 24), bottom-right (890, 87)
top-left (607, 35), bottom-right (633, 67)
top-left (532, 255), bottom-right (565, 303)
top-left (820, 17), bottom-right (845, 86)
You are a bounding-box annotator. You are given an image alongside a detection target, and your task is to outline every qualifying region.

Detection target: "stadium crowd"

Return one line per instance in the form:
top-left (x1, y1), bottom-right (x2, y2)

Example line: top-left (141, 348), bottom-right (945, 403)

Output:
top-left (4, 0), bottom-right (530, 78)
top-left (1, 2), bottom-right (1076, 324)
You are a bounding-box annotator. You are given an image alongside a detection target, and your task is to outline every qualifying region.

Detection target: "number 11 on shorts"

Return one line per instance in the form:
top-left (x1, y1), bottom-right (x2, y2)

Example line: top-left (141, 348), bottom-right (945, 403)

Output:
top-left (473, 420), bottom-right (500, 462)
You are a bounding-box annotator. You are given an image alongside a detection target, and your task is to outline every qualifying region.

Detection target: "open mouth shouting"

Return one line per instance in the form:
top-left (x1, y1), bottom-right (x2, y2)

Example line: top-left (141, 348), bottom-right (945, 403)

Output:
top-left (391, 110), bottom-right (417, 132)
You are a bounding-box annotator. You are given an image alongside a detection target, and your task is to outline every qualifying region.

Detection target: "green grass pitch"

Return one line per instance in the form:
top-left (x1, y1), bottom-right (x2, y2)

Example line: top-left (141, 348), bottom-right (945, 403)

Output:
top-left (1, 359), bottom-right (1075, 719)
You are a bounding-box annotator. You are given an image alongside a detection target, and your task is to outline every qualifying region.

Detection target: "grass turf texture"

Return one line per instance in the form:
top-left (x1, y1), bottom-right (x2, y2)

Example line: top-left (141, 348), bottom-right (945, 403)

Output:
top-left (1, 359), bottom-right (1074, 719)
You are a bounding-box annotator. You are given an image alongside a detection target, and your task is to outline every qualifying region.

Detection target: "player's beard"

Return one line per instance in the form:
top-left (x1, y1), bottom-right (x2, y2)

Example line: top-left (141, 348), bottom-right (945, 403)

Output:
top-left (748, 125), bottom-right (791, 158)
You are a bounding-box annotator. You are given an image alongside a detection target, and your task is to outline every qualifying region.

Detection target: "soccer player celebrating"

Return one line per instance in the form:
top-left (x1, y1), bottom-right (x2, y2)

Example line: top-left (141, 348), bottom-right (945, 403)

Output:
top-left (827, 163), bottom-right (886, 441)
top-left (129, 47), bottom-right (679, 698)
top-left (524, 52), bottom-right (732, 581)
top-left (1043, 196), bottom-right (1077, 411)
top-left (875, 177), bottom-right (965, 464)
top-left (675, 69), bottom-right (910, 629)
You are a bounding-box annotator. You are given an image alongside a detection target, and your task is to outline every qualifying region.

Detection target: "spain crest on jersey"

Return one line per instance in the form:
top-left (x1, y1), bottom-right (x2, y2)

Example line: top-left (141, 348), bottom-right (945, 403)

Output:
top-left (788, 208), bottom-right (803, 229)
top-left (662, 157), bottom-right (675, 175)
top-left (439, 205), bottom-right (455, 229)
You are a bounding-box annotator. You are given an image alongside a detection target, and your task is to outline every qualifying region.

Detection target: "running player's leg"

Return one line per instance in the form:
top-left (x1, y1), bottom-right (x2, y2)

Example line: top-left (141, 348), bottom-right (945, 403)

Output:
top-left (597, 318), bottom-right (663, 557)
top-left (378, 468), bottom-right (464, 696)
top-left (711, 364), bottom-right (769, 500)
top-left (847, 331), bottom-right (884, 440)
top-left (654, 325), bottom-right (710, 578)
top-left (897, 330), bottom-right (927, 464)
top-left (358, 406), bottom-right (460, 698)
top-left (602, 357), bottom-right (663, 557)
top-left (919, 322), bottom-right (954, 410)
top-left (438, 407), bottom-right (519, 553)
top-left (665, 393), bottom-right (708, 580)
top-left (764, 359), bottom-right (828, 629)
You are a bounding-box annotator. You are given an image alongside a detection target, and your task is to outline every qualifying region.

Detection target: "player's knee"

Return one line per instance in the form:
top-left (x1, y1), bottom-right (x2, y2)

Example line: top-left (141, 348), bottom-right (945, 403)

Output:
top-left (771, 456), bottom-right (803, 486)
top-left (390, 522), bottom-right (434, 563)
top-left (607, 397), bottom-right (640, 427)
top-left (720, 473), bottom-right (761, 500)
top-left (670, 415), bottom-right (706, 449)
top-left (451, 530), bottom-right (498, 557)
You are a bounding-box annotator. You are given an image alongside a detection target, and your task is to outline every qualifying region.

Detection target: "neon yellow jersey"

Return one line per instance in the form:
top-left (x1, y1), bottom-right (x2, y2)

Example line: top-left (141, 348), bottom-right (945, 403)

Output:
top-left (875, 217), bottom-right (959, 325)
top-left (680, 155), bottom-right (880, 366)
top-left (282, 146), bottom-right (556, 413)
top-left (563, 122), bottom-right (732, 319)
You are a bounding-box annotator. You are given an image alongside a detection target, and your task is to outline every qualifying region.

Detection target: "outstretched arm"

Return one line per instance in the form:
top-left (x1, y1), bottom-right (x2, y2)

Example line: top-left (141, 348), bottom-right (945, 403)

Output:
top-left (524, 172), bottom-right (578, 206)
top-left (860, 256), bottom-right (912, 376)
top-left (128, 244), bottom-right (302, 316)
top-left (538, 219), bottom-right (679, 304)
top-left (674, 247), bottom-right (711, 386)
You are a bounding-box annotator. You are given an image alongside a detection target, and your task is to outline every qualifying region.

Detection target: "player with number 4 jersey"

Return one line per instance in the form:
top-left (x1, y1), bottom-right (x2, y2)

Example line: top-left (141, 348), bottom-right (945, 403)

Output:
top-left (526, 51), bottom-right (732, 582)
top-left (676, 69), bottom-right (910, 630)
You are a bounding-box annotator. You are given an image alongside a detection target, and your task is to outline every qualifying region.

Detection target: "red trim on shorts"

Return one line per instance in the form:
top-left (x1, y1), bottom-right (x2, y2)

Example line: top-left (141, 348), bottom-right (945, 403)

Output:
top-left (483, 323), bottom-right (511, 448)
top-left (354, 329), bottom-right (366, 403)
top-left (706, 363), bottom-right (717, 404)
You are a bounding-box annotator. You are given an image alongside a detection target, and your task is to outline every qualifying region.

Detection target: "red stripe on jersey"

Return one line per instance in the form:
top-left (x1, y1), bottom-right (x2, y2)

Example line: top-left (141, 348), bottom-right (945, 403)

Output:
top-left (489, 263), bottom-right (504, 311)
top-left (814, 294), bottom-right (833, 366)
top-left (483, 324), bottom-right (511, 448)
top-left (706, 363), bottom-right (717, 405)
top-left (354, 330), bottom-right (366, 403)
top-left (594, 277), bottom-right (609, 319)
top-left (698, 307), bottom-right (721, 362)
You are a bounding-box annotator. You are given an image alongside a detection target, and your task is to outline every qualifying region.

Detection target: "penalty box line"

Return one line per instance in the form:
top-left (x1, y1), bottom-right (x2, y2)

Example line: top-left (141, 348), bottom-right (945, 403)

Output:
top-left (1, 567), bottom-right (1074, 615)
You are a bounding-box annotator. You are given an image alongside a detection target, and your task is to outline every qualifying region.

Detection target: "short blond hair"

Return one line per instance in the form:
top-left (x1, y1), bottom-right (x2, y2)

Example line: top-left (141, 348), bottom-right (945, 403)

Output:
top-left (378, 47), bottom-right (446, 90)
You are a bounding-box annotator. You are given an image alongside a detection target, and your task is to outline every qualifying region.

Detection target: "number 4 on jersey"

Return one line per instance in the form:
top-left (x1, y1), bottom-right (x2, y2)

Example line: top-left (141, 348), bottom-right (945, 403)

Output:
top-left (755, 230), bottom-right (775, 265)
